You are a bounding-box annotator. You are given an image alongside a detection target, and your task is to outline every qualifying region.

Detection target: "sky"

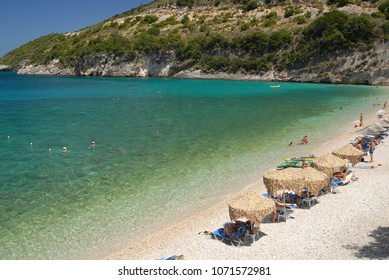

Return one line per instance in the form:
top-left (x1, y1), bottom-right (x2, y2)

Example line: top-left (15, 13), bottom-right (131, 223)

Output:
top-left (0, 0), bottom-right (154, 57)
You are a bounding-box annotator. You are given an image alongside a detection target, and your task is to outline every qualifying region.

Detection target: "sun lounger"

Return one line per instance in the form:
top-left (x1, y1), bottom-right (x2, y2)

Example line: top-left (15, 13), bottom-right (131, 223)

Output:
top-left (160, 255), bottom-right (184, 260)
top-left (213, 221), bottom-right (249, 246)
top-left (262, 193), bottom-right (296, 221)
top-left (262, 193), bottom-right (297, 210)
top-left (331, 171), bottom-right (355, 186)
top-left (343, 172), bottom-right (353, 185)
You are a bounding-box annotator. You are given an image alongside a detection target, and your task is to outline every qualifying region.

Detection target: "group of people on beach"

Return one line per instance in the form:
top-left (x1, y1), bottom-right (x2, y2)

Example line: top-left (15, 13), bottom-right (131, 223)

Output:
top-left (353, 136), bottom-right (377, 163)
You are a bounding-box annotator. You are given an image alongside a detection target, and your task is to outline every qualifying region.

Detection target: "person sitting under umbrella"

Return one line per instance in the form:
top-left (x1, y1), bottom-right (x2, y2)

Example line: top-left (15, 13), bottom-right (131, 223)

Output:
top-left (271, 201), bottom-right (297, 222)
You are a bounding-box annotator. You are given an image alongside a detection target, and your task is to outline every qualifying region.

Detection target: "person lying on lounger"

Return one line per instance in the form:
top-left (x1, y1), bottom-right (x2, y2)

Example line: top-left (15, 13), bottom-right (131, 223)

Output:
top-left (333, 171), bottom-right (346, 180)
top-left (224, 220), bottom-right (251, 238)
top-left (275, 201), bottom-right (297, 210)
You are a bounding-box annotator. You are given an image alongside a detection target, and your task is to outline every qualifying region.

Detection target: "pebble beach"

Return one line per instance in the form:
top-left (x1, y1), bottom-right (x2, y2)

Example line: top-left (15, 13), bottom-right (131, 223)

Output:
top-left (108, 112), bottom-right (389, 260)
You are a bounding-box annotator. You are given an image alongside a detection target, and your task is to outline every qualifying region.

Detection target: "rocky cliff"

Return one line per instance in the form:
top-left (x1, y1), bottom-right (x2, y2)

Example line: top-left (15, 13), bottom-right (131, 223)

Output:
top-left (13, 40), bottom-right (388, 85)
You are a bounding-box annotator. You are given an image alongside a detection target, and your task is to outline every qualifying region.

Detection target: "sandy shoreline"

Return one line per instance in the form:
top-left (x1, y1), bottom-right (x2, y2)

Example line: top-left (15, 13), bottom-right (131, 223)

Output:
top-left (107, 109), bottom-right (389, 260)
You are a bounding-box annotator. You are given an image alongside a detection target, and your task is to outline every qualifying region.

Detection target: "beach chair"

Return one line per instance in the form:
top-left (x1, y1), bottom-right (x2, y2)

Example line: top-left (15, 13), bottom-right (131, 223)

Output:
top-left (330, 171), bottom-right (354, 187)
top-left (213, 221), bottom-right (249, 246)
top-left (160, 255), bottom-right (184, 260)
top-left (262, 193), bottom-right (296, 220)
top-left (276, 208), bottom-right (291, 222)
top-left (262, 193), bottom-right (297, 209)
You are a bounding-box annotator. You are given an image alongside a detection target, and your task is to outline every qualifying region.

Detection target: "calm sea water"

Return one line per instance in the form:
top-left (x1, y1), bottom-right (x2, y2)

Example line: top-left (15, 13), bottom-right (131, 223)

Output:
top-left (0, 72), bottom-right (386, 259)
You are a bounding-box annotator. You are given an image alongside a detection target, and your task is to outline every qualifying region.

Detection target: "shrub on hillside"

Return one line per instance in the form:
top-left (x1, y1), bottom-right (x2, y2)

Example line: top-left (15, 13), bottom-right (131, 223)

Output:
top-left (383, 20), bottom-right (389, 35)
top-left (327, 0), bottom-right (349, 7)
top-left (177, 0), bottom-right (195, 9)
top-left (378, 0), bottom-right (389, 19)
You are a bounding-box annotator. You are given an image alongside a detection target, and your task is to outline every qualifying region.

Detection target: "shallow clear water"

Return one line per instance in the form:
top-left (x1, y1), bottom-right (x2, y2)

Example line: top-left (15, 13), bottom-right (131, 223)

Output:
top-left (0, 72), bottom-right (386, 259)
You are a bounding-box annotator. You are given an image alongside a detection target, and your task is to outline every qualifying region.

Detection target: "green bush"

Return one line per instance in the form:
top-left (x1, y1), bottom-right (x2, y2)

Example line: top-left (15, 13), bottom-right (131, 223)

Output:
top-left (383, 20), bottom-right (389, 35)
top-left (240, 22), bottom-right (250, 31)
top-left (181, 14), bottom-right (190, 25)
top-left (284, 6), bottom-right (301, 18)
top-left (378, 0), bottom-right (389, 12)
top-left (295, 15), bottom-right (306, 24)
top-left (263, 11), bottom-right (277, 27)
top-left (243, 0), bottom-right (259, 11)
top-left (327, 0), bottom-right (349, 7)
top-left (303, 11), bottom-right (349, 40)
top-left (157, 16), bottom-right (178, 28)
top-left (177, 0), bottom-right (195, 9)
top-left (142, 15), bottom-right (159, 24)
top-left (235, 32), bottom-right (269, 55)
top-left (147, 26), bottom-right (161, 36)
top-left (371, 12), bottom-right (385, 18)
top-left (378, 0), bottom-right (389, 19)
top-left (344, 15), bottom-right (375, 45)
top-left (268, 30), bottom-right (293, 51)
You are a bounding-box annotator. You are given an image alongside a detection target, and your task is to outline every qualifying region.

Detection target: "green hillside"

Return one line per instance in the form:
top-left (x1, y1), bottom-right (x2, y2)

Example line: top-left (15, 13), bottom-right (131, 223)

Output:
top-left (1, 0), bottom-right (388, 76)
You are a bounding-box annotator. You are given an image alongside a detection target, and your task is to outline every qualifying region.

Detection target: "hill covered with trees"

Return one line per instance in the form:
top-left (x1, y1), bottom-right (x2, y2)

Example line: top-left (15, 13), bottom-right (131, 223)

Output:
top-left (1, 0), bottom-right (388, 84)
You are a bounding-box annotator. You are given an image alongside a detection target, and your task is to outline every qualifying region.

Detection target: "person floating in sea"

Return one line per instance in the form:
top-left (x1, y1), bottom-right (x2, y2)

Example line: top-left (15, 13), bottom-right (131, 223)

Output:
top-left (63, 146), bottom-right (67, 153)
top-left (300, 135), bottom-right (308, 145)
top-left (90, 141), bottom-right (96, 149)
top-left (288, 141), bottom-right (293, 146)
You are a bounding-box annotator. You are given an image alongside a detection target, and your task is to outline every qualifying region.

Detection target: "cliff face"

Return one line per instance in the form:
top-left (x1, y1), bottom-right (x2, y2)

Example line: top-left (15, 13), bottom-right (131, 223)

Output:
top-left (13, 40), bottom-right (389, 85)
top-left (286, 41), bottom-right (389, 85)
top-left (15, 53), bottom-right (176, 78)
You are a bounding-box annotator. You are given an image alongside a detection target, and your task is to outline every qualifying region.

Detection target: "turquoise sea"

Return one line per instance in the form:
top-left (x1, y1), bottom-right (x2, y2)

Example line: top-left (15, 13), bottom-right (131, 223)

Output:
top-left (0, 72), bottom-right (387, 259)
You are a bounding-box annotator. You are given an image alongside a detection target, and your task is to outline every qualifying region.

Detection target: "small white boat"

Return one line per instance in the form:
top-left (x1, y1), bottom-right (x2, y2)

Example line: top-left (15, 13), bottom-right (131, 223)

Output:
top-left (270, 85), bottom-right (280, 88)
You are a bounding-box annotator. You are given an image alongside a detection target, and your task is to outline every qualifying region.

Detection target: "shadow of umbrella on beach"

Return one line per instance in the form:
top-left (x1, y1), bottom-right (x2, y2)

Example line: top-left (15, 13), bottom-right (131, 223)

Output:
top-left (263, 167), bottom-right (329, 197)
top-left (311, 153), bottom-right (348, 177)
top-left (332, 144), bottom-right (365, 166)
top-left (380, 117), bottom-right (389, 128)
top-left (228, 190), bottom-right (275, 229)
top-left (376, 109), bottom-right (387, 117)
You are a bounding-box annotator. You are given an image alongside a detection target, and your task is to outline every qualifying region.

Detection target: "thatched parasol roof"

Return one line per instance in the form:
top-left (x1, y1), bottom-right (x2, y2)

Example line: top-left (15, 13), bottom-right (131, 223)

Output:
top-left (263, 167), bottom-right (329, 197)
top-left (332, 144), bottom-right (365, 166)
top-left (311, 153), bottom-right (347, 177)
top-left (263, 168), bottom-right (304, 196)
top-left (228, 190), bottom-right (275, 227)
top-left (356, 123), bottom-right (386, 135)
top-left (301, 167), bottom-right (330, 196)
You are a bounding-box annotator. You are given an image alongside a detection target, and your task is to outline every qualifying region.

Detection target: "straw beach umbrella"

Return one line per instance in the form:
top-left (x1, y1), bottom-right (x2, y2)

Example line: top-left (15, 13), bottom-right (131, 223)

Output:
top-left (262, 167), bottom-right (328, 197)
top-left (332, 144), bottom-right (365, 166)
top-left (228, 191), bottom-right (275, 228)
top-left (311, 153), bottom-right (347, 177)
top-left (300, 167), bottom-right (330, 196)
top-left (356, 123), bottom-right (386, 135)
top-left (263, 168), bottom-right (305, 196)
